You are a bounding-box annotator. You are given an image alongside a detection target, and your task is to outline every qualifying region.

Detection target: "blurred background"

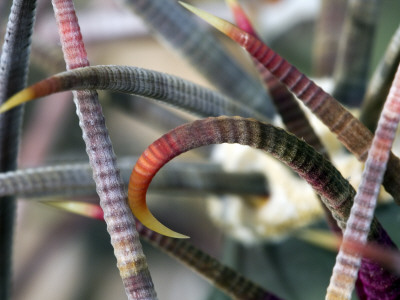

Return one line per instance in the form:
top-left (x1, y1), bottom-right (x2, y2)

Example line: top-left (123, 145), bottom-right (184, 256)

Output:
top-left (1, 0), bottom-right (400, 299)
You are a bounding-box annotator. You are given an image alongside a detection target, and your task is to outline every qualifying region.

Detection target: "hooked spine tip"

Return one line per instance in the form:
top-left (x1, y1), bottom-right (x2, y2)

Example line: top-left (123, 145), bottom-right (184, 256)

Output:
top-left (129, 195), bottom-right (189, 239)
top-left (0, 88), bottom-right (35, 113)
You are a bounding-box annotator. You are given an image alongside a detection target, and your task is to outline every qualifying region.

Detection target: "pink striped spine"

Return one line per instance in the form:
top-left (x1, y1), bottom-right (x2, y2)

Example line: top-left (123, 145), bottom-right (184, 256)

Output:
top-left (226, 0), bottom-right (327, 154)
top-left (226, 0), bottom-right (338, 232)
top-left (179, 3), bottom-right (400, 209)
top-left (180, 2), bottom-right (372, 160)
top-left (51, 0), bottom-right (157, 299)
top-left (52, 0), bottom-right (88, 70)
top-left (327, 63), bottom-right (400, 299)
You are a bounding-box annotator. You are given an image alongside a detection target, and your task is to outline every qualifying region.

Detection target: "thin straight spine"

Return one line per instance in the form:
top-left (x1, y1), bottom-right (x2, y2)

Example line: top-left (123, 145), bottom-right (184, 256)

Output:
top-left (327, 62), bottom-right (400, 299)
top-left (226, 0), bottom-right (327, 155)
top-left (360, 24), bottom-right (400, 131)
top-left (0, 0), bottom-right (37, 298)
top-left (312, 0), bottom-right (347, 77)
top-left (51, 0), bottom-right (157, 299)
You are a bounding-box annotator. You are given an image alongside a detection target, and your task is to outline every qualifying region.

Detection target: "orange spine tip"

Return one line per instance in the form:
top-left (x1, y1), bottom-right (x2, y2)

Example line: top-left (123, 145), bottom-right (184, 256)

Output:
top-left (128, 135), bottom-right (188, 239)
top-left (0, 76), bottom-right (64, 113)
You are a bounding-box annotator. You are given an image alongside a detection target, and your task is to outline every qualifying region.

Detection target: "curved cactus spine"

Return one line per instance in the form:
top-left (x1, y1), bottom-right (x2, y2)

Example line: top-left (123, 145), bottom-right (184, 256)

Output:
top-left (226, 0), bottom-right (326, 155)
top-left (122, 0), bottom-right (275, 118)
top-left (0, 65), bottom-right (267, 121)
top-left (129, 115), bottom-right (400, 297)
top-left (129, 116), bottom-right (355, 236)
top-left (179, 2), bottom-right (400, 206)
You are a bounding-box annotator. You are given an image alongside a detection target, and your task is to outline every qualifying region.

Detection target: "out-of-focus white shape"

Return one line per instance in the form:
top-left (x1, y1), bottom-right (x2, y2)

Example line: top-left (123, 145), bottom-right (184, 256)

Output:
top-left (208, 143), bottom-right (322, 244)
top-left (207, 76), bottom-right (393, 243)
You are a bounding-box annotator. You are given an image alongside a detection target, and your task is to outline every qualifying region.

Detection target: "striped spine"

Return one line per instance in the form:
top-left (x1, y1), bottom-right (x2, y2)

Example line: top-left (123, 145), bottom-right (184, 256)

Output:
top-left (0, 159), bottom-right (268, 198)
top-left (51, 0), bottom-right (157, 299)
top-left (0, 0), bottom-right (37, 298)
top-left (180, 2), bottom-right (400, 206)
top-left (129, 116), bottom-right (400, 297)
top-left (129, 116), bottom-right (355, 235)
top-left (1, 65), bottom-right (267, 121)
top-left (122, 0), bottom-right (275, 118)
top-left (136, 222), bottom-right (283, 300)
top-left (226, 0), bottom-right (326, 155)
top-left (327, 61), bottom-right (400, 299)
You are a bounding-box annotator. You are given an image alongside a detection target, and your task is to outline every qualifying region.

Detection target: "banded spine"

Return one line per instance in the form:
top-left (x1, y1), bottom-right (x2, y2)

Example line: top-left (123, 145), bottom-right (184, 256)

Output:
top-left (129, 115), bottom-right (400, 297)
top-left (0, 0), bottom-right (37, 298)
top-left (180, 2), bottom-right (400, 205)
top-left (1, 65), bottom-right (267, 121)
top-left (52, 0), bottom-right (157, 298)
top-left (129, 116), bottom-right (355, 237)
top-left (327, 56), bottom-right (400, 299)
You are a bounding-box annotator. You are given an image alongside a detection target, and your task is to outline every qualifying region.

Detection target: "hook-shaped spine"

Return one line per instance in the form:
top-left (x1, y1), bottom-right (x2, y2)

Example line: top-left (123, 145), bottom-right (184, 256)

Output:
top-left (129, 141), bottom-right (190, 239)
top-left (179, 1), bottom-right (400, 207)
top-left (129, 116), bottom-right (400, 297)
top-left (128, 116), bottom-right (355, 238)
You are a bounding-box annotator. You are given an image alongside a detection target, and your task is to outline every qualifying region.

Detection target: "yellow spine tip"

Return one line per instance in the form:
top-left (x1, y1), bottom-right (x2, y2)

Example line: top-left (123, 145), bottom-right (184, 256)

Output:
top-left (42, 201), bottom-right (103, 220)
top-left (297, 229), bottom-right (340, 251)
top-left (0, 88), bottom-right (35, 113)
top-left (134, 205), bottom-right (189, 239)
top-left (179, 1), bottom-right (234, 35)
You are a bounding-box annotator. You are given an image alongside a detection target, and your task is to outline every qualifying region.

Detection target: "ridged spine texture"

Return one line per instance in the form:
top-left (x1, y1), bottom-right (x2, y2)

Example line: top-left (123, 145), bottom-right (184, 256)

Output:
top-left (327, 55), bottom-right (400, 300)
top-left (51, 65), bottom-right (267, 120)
top-left (0, 0), bottom-right (36, 298)
top-left (231, 27), bottom-right (400, 204)
top-left (134, 117), bottom-right (356, 230)
top-left (0, 163), bottom-right (96, 197)
top-left (136, 222), bottom-right (283, 300)
top-left (124, 0), bottom-right (274, 118)
top-left (0, 159), bottom-right (267, 198)
top-left (51, 0), bottom-right (157, 299)
top-left (135, 116), bottom-right (400, 297)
